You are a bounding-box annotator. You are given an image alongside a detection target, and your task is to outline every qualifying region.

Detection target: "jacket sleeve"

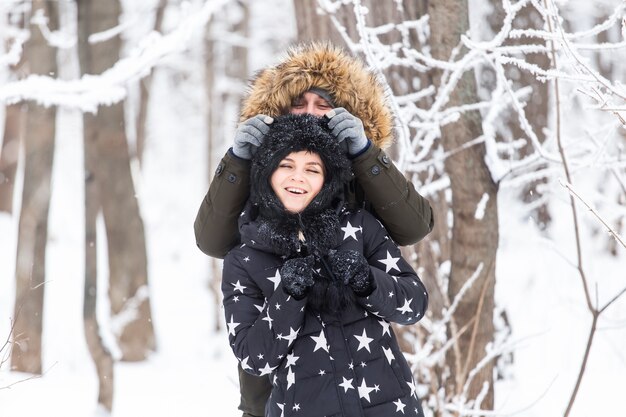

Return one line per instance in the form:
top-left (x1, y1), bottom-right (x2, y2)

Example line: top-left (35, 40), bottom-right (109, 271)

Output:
top-left (222, 253), bottom-right (308, 376)
top-left (351, 144), bottom-right (434, 246)
top-left (194, 150), bottom-right (251, 259)
top-left (355, 211), bottom-right (429, 325)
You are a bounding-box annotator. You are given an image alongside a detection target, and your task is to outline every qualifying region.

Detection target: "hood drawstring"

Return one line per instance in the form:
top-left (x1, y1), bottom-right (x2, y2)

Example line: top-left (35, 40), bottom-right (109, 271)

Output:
top-left (299, 213), bottom-right (338, 283)
top-left (296, 214), bottom-right (306, 254)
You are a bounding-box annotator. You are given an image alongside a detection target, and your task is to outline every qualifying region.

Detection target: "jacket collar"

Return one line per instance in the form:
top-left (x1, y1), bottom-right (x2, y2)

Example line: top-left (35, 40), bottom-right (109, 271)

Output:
top-left (239, 199), bottom-right (344, 258)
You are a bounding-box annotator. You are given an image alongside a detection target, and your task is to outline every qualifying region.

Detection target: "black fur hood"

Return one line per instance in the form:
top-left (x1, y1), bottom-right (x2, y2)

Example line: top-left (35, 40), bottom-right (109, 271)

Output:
top-left (244, 114), bottom-right (352, 258)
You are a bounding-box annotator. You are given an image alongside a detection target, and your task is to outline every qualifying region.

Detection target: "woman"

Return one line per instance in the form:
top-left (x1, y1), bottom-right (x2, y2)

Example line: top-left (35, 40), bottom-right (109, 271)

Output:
top-left (222, 114), bottom-right (428, 417)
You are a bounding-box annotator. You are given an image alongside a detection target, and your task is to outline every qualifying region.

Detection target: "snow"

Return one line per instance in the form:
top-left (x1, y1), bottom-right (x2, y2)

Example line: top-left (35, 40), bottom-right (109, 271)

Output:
top-left (0, 61), bottom-right (241, 416)
top-left (1, 1), bottom-right (626, 416)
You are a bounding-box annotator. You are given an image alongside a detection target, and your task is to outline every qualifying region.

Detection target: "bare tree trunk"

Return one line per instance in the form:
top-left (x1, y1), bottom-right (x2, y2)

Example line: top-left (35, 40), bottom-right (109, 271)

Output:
top-left (429, 0), bottom-right (498, 409)
top-left (135, 0), bottom-right (168, 165)
top-left (204, 0), bottom-right (249, 331)
top-left (293, 0), bottom-right (346, 44)
top-left (10, 0), bottom-right (59, 375)
top-left (76, 1), bottom-right (116, 408)
top-left (83, 123), bottom-right (114, 410)
top-left (0, 104), bottom-right (24, 214)
top-left (76, 0), bottom-right (155, 363)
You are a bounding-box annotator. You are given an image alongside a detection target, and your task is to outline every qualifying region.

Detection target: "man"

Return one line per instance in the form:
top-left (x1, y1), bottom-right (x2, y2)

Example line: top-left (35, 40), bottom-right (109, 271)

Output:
top-left (194, 42), bottom-right (434, 417)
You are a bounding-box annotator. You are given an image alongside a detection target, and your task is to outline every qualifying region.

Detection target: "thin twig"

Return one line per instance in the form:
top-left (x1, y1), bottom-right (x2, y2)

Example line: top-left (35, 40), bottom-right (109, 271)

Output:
top-left (559, 179), bottom-right (626, 250)
top-left (0, 362), bottom-right (58, 391)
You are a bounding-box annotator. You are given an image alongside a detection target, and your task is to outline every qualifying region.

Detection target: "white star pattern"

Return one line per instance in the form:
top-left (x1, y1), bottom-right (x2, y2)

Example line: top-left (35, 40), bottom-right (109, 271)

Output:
top-left (231, 280), bottom-right (246, 293)
top-left (285, 352), bottom-right (299, 368)
top-left (287, 367), bottom-right (295, 390)
top-left (310, 330), bottom-right (329, 353)
top-left (243, 256), bottom-right (250, 262)
top-left (393, 399), bottom-right (406, 414)
top-left (227, 315), bottom-right (240, 336)
top-left (318, 369), bottom-right (326, 376)
top-left (354, 329), bottom-right (374, 353)
top-left (275, 303), bottom-right (281, 310)
top-left (378, 251), bottom-right (401, 273)
top-left (262, 308), bottom-right (274, 329)
top-left (383, 346), bottom-right (395, 364)
top-left (339, 377), bottom-right (354, 393)
top-left (341, 221), bottom-right (362, 240)
top-left (233, 296), bottom-right (240, 303)
top-left (396, 298), bottom-right (414, 314)
top-left (357, 378), bottom-right (376, 402)
top-left (406, 379), bottom-right (418, 399)
top-left (254, 303), bottom-right (265, 313)
top-left (278, 327), bottom-right (299, 346)
top-left (277, 403), bottom-right (284, 417)
top-left (258, 362), bottom-right (277, 376)
top-left (266, 269), bottom-right (281, 290)
top-left (239, 356), bottom-right (252, 371)
top-left (292, 404), bottom-right (300, 411)
top-left (379, 320), bottom-right (391, 337)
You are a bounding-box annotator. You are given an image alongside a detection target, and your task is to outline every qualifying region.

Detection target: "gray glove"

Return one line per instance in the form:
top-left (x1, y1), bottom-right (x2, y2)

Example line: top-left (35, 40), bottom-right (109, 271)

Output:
top-left (232, 115), bottom-right (274, 160)
top-left (281, 255), bottom-right (316, 300)
top-left (325, 107), bottom-right (368, 156)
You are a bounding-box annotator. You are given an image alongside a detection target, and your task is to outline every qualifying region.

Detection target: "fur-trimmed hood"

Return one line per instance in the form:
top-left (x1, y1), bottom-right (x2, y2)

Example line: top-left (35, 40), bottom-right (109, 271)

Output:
top-left (245, 114), bottom-right (352, 258)
top-left (240, 42), bottom-right (395, 149)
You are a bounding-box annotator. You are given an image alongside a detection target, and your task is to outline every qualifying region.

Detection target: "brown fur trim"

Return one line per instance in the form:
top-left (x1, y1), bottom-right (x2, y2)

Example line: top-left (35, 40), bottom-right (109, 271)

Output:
top-left (240, 42), bottom-right (394, 149)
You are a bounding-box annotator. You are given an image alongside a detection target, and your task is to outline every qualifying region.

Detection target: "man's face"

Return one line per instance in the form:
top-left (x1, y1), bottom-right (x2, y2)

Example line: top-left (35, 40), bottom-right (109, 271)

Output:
top-left (289, 91), bottom-right (333, 117)
top-left (270, 151), bottom-right (325, 213)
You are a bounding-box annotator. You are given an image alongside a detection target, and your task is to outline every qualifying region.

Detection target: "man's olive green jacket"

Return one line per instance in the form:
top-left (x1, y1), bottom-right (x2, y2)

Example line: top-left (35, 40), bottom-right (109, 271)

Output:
top-left (194, 42), bottom-right (434, 259)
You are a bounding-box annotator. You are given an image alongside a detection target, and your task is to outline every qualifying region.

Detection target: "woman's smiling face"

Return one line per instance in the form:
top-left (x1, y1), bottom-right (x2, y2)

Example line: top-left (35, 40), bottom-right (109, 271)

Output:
top-left (270, 151), bottom-right (325, 213)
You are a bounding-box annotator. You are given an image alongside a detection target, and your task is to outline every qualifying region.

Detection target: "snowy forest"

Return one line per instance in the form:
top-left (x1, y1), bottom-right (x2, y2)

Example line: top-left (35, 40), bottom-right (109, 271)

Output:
top-left (1, 0), bottom-right (625, 416)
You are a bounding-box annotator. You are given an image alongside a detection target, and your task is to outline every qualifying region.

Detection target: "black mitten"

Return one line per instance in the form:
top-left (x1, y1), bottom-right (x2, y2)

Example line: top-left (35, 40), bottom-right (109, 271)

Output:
top-left (328, 250), bottom-right (374, 297)
top-left (280, 255), bottom-right (315, 300)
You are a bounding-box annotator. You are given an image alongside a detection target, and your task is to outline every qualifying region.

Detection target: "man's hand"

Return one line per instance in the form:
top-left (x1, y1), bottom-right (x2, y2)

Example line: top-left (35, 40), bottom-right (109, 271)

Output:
top-left (232, 115), bottom-right (274, 160)
top-left (325, 108), bottom-right (368, 156)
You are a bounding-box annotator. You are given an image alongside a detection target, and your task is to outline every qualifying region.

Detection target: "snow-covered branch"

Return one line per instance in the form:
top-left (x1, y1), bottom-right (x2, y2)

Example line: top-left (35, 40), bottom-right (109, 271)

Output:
top-left (0, 0), bottom-right (233, 110)
top-left (559, 179), bottom-right (626, 249)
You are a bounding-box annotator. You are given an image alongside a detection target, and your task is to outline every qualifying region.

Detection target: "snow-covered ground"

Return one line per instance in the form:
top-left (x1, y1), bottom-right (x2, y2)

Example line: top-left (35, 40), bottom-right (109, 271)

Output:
top-left (1, 1), bottom-right (625, 416)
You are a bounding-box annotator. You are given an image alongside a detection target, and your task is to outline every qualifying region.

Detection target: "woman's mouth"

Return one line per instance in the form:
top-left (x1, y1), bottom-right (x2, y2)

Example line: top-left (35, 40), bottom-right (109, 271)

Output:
top-left (286, 187), bottom-right (307, 195)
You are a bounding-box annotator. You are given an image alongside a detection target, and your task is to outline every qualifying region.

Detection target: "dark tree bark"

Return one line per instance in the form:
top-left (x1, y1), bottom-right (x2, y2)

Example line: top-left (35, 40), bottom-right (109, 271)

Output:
top-left (10, 0), bottom-right (59, 375)
top-left (76, 0), bottom-right (155, 363)
top-left (429, 0), bottom-right (498, 409)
